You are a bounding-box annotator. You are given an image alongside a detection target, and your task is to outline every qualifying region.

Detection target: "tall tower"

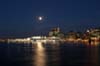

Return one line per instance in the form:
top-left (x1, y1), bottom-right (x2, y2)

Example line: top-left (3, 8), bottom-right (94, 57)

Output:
top-left (56, 27), bottom-right (60, 33)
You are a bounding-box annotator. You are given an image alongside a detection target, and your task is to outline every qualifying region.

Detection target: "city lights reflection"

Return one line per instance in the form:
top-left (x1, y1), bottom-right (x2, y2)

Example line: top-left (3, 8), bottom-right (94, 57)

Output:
top-left (85, 45), bottom-right (99, 66)
top-left (33, 42), bottom-right (46, 66)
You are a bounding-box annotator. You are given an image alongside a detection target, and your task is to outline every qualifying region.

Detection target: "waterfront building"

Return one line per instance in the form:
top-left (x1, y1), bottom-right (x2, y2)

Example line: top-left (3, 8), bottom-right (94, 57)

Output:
top-left (86, 28), bottom-right (100, 41)
top-left (48, 27), bottom-right (64, 38)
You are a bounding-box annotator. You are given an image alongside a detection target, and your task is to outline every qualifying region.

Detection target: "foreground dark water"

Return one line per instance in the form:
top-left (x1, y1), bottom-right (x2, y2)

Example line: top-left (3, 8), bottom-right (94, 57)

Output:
top-left (0, 42), bottom-right (100, 66)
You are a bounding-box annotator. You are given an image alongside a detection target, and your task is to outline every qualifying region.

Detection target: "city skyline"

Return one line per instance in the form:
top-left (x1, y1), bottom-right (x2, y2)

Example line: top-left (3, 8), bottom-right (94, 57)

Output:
top-left (0, 0), bottom-right (100, 38)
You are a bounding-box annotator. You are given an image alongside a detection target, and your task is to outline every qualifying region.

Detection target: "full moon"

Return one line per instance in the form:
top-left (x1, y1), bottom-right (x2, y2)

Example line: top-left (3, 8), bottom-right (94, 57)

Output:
top-left (38, 16), bottom-right (43, 21)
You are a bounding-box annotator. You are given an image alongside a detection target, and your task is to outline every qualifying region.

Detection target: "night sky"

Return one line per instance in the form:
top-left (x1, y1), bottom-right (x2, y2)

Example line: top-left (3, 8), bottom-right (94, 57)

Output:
top-left (0, 0), bottom-right (100, 38)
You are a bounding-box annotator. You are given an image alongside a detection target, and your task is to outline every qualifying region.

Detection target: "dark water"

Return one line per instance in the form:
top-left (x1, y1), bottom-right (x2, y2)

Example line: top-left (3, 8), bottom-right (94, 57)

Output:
top-left (0, 42), bottom-right (100, 66)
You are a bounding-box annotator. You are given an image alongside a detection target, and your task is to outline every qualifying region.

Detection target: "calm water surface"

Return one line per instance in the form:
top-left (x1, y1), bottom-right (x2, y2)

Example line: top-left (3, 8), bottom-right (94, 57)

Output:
top-left (0, 42), bottom-right (100, 66)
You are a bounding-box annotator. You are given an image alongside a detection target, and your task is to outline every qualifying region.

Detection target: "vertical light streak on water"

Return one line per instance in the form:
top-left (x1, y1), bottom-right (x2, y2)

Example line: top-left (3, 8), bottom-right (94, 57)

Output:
top-left (49, 44), bottom-right (60, 66)
top-left (90, 46), bottom-right (99, 66)
top-left (85, 43), bottom-right (99, 66)
top-left (33, 42), bottom-right (46, 66)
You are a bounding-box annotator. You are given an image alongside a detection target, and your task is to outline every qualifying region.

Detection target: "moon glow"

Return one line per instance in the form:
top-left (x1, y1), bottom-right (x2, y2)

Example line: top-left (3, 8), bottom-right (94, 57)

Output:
top-left (38, 16), bottom-right (43, 21)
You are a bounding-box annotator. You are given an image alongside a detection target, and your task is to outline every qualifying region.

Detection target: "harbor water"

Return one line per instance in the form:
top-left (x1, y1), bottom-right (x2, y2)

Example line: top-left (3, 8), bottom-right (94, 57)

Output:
top-left (0, 42), bottom-right (100, 66)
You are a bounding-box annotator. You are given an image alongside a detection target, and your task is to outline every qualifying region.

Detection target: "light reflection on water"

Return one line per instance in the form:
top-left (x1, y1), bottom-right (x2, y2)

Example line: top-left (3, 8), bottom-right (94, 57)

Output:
top-left (85, 45), bottom-right (99, 66)
top-left (0, 42), bottom-right (100, 66)
top-left (33, 42), bottom-right (46, 66)
top-left (32, 42), bottom-right (60, 66)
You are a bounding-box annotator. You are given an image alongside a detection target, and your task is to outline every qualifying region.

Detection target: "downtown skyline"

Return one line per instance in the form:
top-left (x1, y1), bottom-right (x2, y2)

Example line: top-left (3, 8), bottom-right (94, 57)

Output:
top-left (0, 0), bottom-right (100, 38)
